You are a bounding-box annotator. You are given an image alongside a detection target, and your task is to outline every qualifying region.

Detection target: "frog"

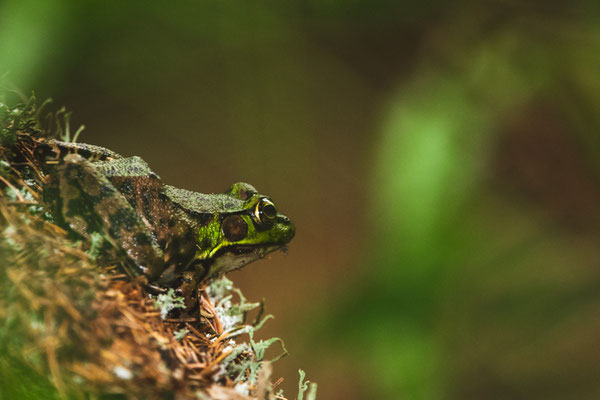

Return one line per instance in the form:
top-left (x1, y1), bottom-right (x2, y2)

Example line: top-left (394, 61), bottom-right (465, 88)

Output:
top-left (37, 139), bottom-right (295, 287)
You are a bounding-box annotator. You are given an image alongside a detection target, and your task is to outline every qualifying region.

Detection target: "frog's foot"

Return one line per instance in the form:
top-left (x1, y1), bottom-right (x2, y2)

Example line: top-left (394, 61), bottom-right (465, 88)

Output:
top-left (143, 281), bottom-right (168, 296)
top-left (156, 264), bottom-right (179, 285)
top-left (55, 154), bottom-right (166, 280)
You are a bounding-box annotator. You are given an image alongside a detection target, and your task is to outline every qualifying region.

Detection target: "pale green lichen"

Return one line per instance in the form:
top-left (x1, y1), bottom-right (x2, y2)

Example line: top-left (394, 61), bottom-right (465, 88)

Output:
top-left (153, 288), bottom-right (186, 319)
top-left (298, 369), bottom-right (318, 400)
top-left (173, 328), bottom-right (189, 341)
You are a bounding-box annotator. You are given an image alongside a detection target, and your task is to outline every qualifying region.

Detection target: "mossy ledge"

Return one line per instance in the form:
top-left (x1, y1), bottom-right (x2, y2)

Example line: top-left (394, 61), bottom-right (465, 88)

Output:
top-left (0, 96), bottom-right (317, 400)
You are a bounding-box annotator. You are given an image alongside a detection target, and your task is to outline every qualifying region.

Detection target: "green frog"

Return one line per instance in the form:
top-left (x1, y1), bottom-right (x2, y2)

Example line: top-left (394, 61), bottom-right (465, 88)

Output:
top-left (38, 139), bottom-right (295, 286)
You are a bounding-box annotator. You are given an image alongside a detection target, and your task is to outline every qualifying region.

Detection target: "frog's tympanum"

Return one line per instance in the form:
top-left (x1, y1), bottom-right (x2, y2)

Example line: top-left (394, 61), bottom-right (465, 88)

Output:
top-left (39, 140), bottom-right (295, 286)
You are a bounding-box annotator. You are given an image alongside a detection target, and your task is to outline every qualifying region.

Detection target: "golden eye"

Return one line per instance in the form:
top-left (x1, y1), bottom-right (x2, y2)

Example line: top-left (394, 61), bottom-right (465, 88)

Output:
top-left (253, 198), bottom-right (277, 225)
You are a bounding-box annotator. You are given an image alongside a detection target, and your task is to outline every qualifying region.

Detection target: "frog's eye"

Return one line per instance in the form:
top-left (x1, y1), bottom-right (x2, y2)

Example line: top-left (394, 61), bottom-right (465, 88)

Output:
top-left (222, 215), bottom-right (248, 242)
top-left (253, 198), bottom-right (277, 226)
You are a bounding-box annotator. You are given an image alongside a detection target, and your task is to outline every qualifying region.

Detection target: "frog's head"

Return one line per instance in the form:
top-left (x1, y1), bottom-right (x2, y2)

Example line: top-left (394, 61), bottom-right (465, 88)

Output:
top-left (196, 182), bottom-right (295, 277)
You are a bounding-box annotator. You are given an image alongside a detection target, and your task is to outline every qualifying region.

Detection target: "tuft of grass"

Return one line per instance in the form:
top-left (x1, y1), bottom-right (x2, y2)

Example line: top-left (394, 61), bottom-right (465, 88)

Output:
top-left (50, 106), bottom-right (85, 143)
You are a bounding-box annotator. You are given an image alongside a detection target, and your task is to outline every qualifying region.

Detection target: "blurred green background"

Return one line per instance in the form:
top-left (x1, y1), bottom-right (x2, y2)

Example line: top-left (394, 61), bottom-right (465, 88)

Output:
top-left (3, 1), bottom-right (600, 399)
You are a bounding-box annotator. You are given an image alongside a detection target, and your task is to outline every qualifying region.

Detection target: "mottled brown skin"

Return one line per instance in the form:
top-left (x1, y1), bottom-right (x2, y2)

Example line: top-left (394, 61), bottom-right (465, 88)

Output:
top-left (110, 175), bottom-right (199, 279)
top-left (51, 154), bottom-right (168, 280)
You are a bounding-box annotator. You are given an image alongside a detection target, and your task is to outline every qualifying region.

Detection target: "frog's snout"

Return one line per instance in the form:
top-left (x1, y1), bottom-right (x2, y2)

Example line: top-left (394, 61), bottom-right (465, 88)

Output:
top-left (278, 214), bottom-right (295, 242)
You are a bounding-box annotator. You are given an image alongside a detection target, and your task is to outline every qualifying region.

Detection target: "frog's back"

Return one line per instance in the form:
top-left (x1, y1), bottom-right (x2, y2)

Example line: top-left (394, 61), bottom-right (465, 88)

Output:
top-left (42, 140), bottom-right (122, 163)
top-left (164, 185), bottom-right (246, 214)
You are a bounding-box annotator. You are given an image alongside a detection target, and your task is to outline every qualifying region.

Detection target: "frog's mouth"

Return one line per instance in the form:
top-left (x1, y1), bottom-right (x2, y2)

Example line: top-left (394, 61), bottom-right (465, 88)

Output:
top-left (227, 244), bottom-right (283, 256)
top-left (206, 243), bottom-right (285, 277)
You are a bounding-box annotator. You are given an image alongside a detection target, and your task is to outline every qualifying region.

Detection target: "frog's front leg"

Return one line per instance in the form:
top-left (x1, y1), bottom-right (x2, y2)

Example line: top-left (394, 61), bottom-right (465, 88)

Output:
top-left (56, 154), bottom-right (166, 280)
